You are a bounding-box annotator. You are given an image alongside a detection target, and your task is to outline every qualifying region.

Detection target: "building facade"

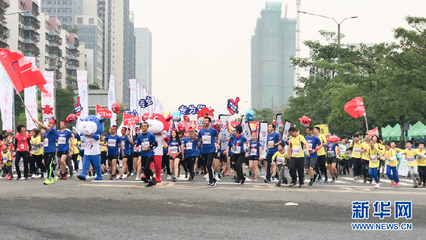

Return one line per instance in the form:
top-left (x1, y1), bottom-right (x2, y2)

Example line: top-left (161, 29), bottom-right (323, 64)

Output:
top-left (135, 28), bottom-right (152, 94)
top-left (40, 0), bottom-right (82, 27)
top-left (251, 2), bottom-right (296, 111)
top-left (0, 0), bottom-right (10, 48)
top-left (8, 0), bottom-right (40, 60)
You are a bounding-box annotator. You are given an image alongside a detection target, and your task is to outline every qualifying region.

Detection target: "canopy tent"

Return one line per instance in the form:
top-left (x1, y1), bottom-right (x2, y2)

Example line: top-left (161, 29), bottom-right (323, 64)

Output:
top-left (381, 121), bottom-right (426, 141)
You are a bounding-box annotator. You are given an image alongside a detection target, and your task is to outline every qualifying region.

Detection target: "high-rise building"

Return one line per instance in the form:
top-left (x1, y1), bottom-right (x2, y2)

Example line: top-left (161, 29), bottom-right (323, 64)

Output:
top-left (251, 3), bottom-right (296, 111)
top-left (135, 28), bottom-right (152, 94)
top-left (75, 15), bottom-right (103, 86)
top-left (103, 0), bottom-right (135, 105)
top-left (8, 0), bottom-right (40, 59)
top-left (38, 14), bottom-right (63, 82)
top-left (40, 0), bottom-right (82, 27)
top-left (0, 0), bottom-right (10, 48)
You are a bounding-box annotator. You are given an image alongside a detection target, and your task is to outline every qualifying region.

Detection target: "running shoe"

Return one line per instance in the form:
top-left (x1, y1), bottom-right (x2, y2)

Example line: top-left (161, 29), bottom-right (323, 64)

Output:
top-left (288, 182), bottom-right (294, 187)
top-left (271, 177), bottom-right (275, 181)
top-left (31, 174), bottom-right (36, 179)
top-left (276, 183), bottom-right (281, 187)
top-left (241, 177), bottom-right (246, 185)
top-left (253, 177), bottom-right (257, 182)
top-left (396, 182), bottom-right (400, 188)
top-left (167, 175), bottom-right (172, 180)
top-left (226, 172), bottom-right (230, 176)
top-left (374, 183), bottom-right (380, 188)
top-left (173, 176), bottom-right (177, 182)
top-left (308, 182), bottom-right (313, 186)
top-left (299, 184), bottom-right (304, 188)
top-left (372, 180), bottom-right (376, 185)
top-left (264, 179), bottom-right (270, 183)
top-left (390, 180), bottom-right (394, 186)
top-left (316, 176), bottom-right (322, 182)
top-left (119, 175), bottom-right (123, 180)
top-left (324, 180), bottom-right (329, 183)
top-left (413, 184), bottom-right (419, 188)
top-left (211, 179), bottom-right (217, 187)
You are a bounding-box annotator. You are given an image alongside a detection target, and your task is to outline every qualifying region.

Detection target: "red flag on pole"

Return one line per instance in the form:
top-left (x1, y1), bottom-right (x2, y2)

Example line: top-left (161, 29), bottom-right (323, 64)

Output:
top-left (96, 105), bottom-right (112, 118)
top-left (344, 97), bottom-right (366, 118)
top-left (123, 113), bottom-right (140, 126)
top-left (0, 49), bottom-right (47, 93)
top-left (367, 127), bottom-right (378, 136)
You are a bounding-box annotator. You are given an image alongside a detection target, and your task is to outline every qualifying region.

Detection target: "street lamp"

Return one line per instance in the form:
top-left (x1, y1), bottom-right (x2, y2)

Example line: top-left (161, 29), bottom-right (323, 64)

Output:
top-left (298, 11), bottom-right (357, 64)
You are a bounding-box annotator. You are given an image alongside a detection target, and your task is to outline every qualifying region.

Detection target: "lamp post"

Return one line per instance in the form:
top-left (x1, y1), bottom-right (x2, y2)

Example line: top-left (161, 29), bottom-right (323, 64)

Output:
top-left (298, 11), bottom-right (357, 64)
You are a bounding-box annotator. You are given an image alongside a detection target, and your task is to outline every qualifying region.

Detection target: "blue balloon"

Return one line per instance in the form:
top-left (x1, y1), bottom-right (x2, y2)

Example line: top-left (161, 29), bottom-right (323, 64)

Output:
top-left (172, 111), bottom-right (182, 122)
top-left (246, 109), bottom-right (255, 121)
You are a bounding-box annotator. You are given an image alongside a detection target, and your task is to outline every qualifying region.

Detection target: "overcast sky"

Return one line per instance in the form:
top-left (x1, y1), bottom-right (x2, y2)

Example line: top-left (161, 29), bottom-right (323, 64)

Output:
top-left (130, 0), bottom-right (425, 118)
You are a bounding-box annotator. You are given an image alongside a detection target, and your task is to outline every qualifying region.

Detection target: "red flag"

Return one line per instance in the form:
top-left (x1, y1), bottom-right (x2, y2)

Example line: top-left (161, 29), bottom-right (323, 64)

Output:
top-left (344, 97), bottom-right (366, 118)
top-left (367, 127), bottom-right (378, 136)
top-left (96, 105), bottom-right (112, 118)
top-left (0, 49), bottom-right (47, 93)
top-left (123, 113), bottom-right (140, 126)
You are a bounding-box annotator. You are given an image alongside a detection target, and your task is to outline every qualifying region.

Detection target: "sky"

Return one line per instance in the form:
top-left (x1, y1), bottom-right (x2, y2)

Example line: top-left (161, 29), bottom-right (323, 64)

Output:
top-left (130, 0), bottom-right (425, 118)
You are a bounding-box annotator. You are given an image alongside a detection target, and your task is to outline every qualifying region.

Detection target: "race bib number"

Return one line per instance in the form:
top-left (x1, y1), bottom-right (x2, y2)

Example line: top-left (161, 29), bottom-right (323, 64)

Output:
top-left (268, 141), bottom-right (274, 148)
top-left (370, 155), bottom-right (377, 162)
top-left (233, 146), bottom-right (241, 153)
top-left (20, 144), bottom-right (25, 150)
top-left (80, 141), bottom-right (85, 150)
top-left (108, 139), bottom-right (116, 147)
top-left (388, 157), bottom-right (396, 162)
top-left (186, 142), bottom-right (193, 150)
top-left (407, 156), bottom-right (415, 163)
top-left (134, 145), bottom-right (139, 152)
top-left (58, 137), bottom-right (66, 145)
top-left (44, 139), bottom-right (49, 147)
top-left (327, 151), bottom-right (335, 157)
top-left (308, 143), bottom-right (313, 151)
top-left (141, 141), bottom-right (149, 148)
top-left (250, 148), bottom-right (257, 156)
top-left (31, 145), bottom-right (38, 152)
top-left (170, 146), bottom-right (178, 154)
top-left (99, 145), bottom-right (103, 151)
top-left (292, 147), bottom-right (301, 155)
top-left (202, 135), bottom-right (211, 144)
top-left (276, 157), bottom-right (285, 164)
top-left (353, 148), bottom-right (361, 154)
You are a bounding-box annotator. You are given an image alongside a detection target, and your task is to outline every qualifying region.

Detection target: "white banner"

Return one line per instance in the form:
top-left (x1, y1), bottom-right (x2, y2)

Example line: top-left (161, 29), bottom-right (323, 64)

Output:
top-left (259, 122), bottom-right (268, 159)
top-left (24, 86), bottom-right (38, 130)
top-left (136, 82), bottom-right (141, 117)
top-left (42, 71), bottom-right (55, 125)
top-left (0, 62), bottom-right (13, 132)
top-left (77, 70), bottom-right (89, 119)
top-left (243, 122), bottom-right (251, 141)
top-left (275, 114), bottom-right (282, 133)
top-left (219, 115), bottom-right (231, 151)
top-left (129, 79), bottom-right (137, 113)
top-left (108, 74), bottom-right (116, 127)
top-left (283, 120), bottom-right (291, 139)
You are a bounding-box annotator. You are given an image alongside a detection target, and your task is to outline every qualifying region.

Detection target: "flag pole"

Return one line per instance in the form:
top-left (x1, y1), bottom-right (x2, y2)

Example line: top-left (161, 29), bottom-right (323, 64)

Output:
top-left (14, 87), bottom-right (38, 127)
top-left (364, 114), bottom-right (369, 132)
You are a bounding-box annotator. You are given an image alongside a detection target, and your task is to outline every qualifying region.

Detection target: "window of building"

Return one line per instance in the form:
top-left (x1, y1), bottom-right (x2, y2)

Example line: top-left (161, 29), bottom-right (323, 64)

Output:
top-left (89, 18), bottom-right (94, 24)
top-left (77, 17), bottom-right (83, 24)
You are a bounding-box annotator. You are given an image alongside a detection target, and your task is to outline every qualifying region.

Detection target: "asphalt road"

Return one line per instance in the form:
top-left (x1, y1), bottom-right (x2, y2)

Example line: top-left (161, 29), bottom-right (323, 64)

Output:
top-left (0, 170), bottom-right (425, 239)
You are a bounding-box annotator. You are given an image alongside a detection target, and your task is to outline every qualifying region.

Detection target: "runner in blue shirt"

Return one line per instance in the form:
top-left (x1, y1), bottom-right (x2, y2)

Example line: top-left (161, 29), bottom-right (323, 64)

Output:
top-left (168, 129), bottom-right (183, 182)
top-left (135, 122), bottom-right (158, 187)
top-left (119, 127), bottom-right (134, 179)
top-left (305, 126), bottom-right (322, 186)
top-left (32, 117), bottom-right (58, 185)
top-left (228, 125), bottom-right (248, 184)
top-left (264, 124), bottom-right (282, 183)
top-left (104, 126), bottom-right (123, 180)
top-left (190, 117), bottom-right (220, 187)
top-left (248, 132), bottom-right (262, 182)
top-left (182, 127), bottom-right (199, 181)
top-left (57, 121), bottom-right (73, 179)
top-left (132, 127), bottom-right (141, 178)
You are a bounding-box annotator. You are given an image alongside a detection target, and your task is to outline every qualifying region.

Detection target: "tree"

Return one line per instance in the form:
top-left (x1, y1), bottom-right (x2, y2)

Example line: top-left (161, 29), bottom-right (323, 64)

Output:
top-left (253, 108), bottom-right (276, 123)
top-left (88, 82), bottom-right (100, 90)
top-left (56, 86), bottom-right (77, 124)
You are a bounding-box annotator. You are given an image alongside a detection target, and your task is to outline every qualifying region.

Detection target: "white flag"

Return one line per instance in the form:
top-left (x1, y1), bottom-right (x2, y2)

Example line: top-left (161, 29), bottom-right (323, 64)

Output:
top-left (129, 79), bottom-right (137, 112)
top-left (259, 122), bottom-right (268, 159)
top-left (25, 86), bottom-right (38, 130)
top-left (108, 75), bottom-right (116, 127)
top-left (77, 70), bottom-right (89, 119)
top-left (42, 71), bottom-right (55, 125)
top-left (0, 62), bottom-right (13, 132)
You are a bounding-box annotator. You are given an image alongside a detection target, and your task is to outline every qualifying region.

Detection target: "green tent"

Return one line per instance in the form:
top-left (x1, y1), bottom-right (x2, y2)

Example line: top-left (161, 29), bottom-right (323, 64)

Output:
top-left (384, 123), bottom-right (402, 141)
top-left (381, 125), bottom-right (393, 138)
top-left (408, 121), bottom-right (426, 140)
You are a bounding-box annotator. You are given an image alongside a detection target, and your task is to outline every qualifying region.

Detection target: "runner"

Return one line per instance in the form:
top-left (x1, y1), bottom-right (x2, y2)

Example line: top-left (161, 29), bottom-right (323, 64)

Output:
top-left (190, 117), bottom-right (220, 187)
top-left (56, 121), bottom-right (73, 179)
top-left (182, 127), bottom-right (199, 181)
top-left (119, 127), bottom-right (133, 179)
top-left (314, 127), bottom-right (328, 182)
top-left (33, 118), bottom-right (57, 185)
top-left (360, 135), bottom-right (371, 183)
top-left (13, 124), bottom-right (31, 180)
top-left (168, 129), bottom-right (183, 182)
top-left (272, 142), bottom-right (289, 187)
top-left (264, 124), bottom-right (282, 183)
top-left (30, 128), bottom-right (45, 179)
top-left (372, 135), bottom-right (385, 179)
top-left (384, 142), bottom-right (399, 188)
top-left (366, 139), bottom-right (384, 188)
top-left (228, 125), bottom-right (248, 184)
top-left (99, 134), bottom-right (108, 174)
top-left (416, 142), bottom-right (426, 187)
top-left (339, 138), bottom-right (350, 175)
top-left (1, 144), bottom-right (12, 180)
top-left (348, 134), bottom-right (362, 180)
top-left (135, 122), bottom-right (158, 187)
top-left (305, 126), bottom-right (322, 186)
top-left (70, 133), bottom-right (80, 174)
top-left (248, 132), bottom-right (261, 182)
top-left (105, 126), bottom-right (123, 180)
top-left (326, 140), bottom-right (338, 183)
top-left (400, 141), bottom-right (421, 188)
top-left (288, 127), bottom-right (309, 187)
top-left (132, 128), bottom-right (141, 177)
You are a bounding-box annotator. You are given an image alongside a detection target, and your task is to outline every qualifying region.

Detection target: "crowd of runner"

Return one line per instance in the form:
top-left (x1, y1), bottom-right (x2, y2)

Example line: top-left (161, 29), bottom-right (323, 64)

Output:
top-left (1, 116), bottom-right (426, 188)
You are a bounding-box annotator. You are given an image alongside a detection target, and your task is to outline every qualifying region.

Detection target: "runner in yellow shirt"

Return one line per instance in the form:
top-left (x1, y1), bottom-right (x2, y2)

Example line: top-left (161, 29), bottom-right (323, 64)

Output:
top-left (349, 134), bottom-right (363, 180)
top-left (400, 141), bottom-right (421, 188)
top-left (384, 142), bottom-right (399, 188)
top-left (30, 128), bottom-right (45, 179)
top-left (366, 139), bottom-right (384, 188)
top-left (314, 127), bottom-right (328, 182)
top-left (288, 127), bottom-right (309, 188)
top-left (361, 135), bottom-right (372, 184)
top-left (415, 142), bottom-right (425, 187)
top-left (272, 143), bottom-right (289, 187)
